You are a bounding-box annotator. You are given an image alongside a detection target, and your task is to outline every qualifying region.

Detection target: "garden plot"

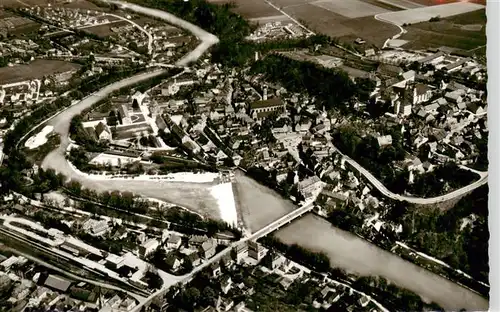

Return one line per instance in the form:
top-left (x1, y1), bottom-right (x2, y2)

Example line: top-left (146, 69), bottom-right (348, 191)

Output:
top-left (376, 2), bottom-right (485, 26)
top-left (311, 0), bottom-right (389, 19)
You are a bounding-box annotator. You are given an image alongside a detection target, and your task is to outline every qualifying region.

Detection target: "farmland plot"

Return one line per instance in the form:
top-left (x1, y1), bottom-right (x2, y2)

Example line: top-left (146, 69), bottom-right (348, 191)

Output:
top-left (377, 0), bottom-right (422, 10)
top-left (207, 0), bottom-right (282, 19)
top-left (0, 60), bottom-right (81, 85)
top-left (410, 0), bottom-right (486, 5)
top-left (376, 2), bottom-right (485, 26)
top-left (399, 9), bottom-right (486, 53)
top-left (311, 0), bottom-right (389, 18)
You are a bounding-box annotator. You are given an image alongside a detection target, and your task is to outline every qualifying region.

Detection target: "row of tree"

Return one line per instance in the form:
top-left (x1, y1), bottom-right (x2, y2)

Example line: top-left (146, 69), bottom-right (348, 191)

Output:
top-left (259, 235), bottom-right (444, 311)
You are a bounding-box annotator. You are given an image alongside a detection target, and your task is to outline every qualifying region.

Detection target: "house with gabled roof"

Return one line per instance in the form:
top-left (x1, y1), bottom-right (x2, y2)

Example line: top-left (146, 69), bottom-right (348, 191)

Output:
top-left (200, 239), bottom-right (217, 259)
top-left (187, 251), bottom-right (202, 267)
top-left (165, 254), bottom-right (183, 271)
top-left (95, 122), bottom-right (111, 142)
top-left (166, 234), bottom-right (182, 249)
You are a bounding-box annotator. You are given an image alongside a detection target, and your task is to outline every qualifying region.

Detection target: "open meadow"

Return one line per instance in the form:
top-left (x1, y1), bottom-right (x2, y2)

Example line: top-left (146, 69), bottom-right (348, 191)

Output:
top-left (282, 2), bottom-right (399, 47)
top-left (84, 20), bottom-right (129, 37)
top-left (208, 0), bottom-right (284, 19)
top-left (377, 0), bottom-right (422, 10)
top-left (0, 9), bottom-right (40, 35)
top-left (1, 0), bottom-right (103, 9)
top-left (410, 0), bottom-right (486, 5)
top-left (399, 8), bottom-right (486, 54)
top-left (0, 60), bottom-right (81, 85)
top-left (207, 0), bottom-right (400, 47)
top-left (376, 2), bottom-right (485, 26)
top-left (310, 0), bottom-right (389, 18)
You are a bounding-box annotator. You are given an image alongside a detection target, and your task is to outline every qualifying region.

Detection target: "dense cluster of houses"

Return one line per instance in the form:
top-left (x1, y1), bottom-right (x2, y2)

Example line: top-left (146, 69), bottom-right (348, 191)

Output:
top-left (0, 253), bottom-right (138, 311)
top-left (170, 240), bottom-right (380, 312)
top-left (75, 44), bottom-right (487, 208)
top-left (246, 20), bottom-right (309, 42)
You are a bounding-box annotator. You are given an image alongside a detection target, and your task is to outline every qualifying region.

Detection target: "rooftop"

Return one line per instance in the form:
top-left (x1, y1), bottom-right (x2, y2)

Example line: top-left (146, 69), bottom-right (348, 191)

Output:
top-left (44, 275), bottom-right (72, 292)
top-left (250, 96), bottom-right (283, 110)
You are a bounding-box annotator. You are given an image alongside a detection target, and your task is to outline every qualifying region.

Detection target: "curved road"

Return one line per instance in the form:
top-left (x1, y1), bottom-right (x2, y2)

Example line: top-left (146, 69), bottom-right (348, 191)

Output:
top-left (338, 148), bottom-right (488, 205)
top-left (374, 12), bottom-right (406, 49)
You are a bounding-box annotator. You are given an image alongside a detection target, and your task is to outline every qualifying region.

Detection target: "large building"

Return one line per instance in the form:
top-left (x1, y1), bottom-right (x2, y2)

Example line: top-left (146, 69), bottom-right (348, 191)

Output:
top-left (0, 79), bottom-right (41, 105)
top-left (139, 238), bottom-right (159, 257)
top-left (247, 241), bottom-right (266, 261)
top-left (249, 95), bottom-right (285, 120)
top-left (44, 275), bottom-right (72, 292)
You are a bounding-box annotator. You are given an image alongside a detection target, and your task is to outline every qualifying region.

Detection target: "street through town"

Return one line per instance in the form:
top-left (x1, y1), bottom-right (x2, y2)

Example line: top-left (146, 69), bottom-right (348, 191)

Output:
top-left (23, 0), bottom-right (489, 310)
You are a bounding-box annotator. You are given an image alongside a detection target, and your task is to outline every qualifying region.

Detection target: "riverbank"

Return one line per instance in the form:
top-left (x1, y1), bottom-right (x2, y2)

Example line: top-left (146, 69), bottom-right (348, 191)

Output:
top-left (66, 161), bottom-right (219, 183)
top-left (274, 213), bottom-right (488, 311)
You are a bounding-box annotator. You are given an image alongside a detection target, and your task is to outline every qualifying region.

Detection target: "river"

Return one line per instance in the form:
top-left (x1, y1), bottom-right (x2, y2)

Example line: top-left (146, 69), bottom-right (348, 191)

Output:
top-left (274, 213), bottom-right (488, 311)
top-left (40, 1), bottom-right (225, 219)
top-left (36, 1), bottom-right (488, 310)
top-left (40, 70), bottom-right (222, 219)
top-left (232, 170), bottom-right (296, 232)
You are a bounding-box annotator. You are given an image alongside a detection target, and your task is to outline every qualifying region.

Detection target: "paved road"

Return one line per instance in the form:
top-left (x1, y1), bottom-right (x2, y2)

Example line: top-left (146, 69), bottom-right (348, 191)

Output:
top-left (250, 202), bottom-right (314, 239)
top-left (338, 148), bottom-right (488, 205)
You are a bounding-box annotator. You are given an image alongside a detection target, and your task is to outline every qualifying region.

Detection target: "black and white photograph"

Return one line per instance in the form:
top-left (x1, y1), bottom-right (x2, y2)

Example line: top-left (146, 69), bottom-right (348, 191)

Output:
top-left (0, 0), bottom-right (492, 311)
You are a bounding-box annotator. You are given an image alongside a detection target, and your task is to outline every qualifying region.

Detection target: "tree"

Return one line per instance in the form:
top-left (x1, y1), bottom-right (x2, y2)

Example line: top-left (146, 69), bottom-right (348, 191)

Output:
top-left (66, 180), bottom-right (82, 196)
top-left (200, 286), bottom-right (217, 307)
top-left (181, 287), bottom-right (201, 308)
top-left (182, 257), bottom-right (193, 273)
top-left (144, 270), bottom-right (163, 290)
top-left (132, 99), bottom-right (140, 110)
top-left (408, 61), bottom-right (421, 72)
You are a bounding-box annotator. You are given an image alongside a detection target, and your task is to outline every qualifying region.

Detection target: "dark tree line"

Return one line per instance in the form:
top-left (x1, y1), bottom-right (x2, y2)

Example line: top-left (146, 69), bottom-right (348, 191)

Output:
top-left (394, 185), bottom-right (489, 284)
top-left (259, 236), bottom-right (330, 272)
top-left (250, 55), bottom-right (365, 113)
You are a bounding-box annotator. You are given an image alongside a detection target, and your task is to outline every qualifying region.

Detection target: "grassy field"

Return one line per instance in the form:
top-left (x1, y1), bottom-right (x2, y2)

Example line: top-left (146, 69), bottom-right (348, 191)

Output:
top-left (84, 20), bottom-right (129, 37)
top-left (310, 0), bottom-right (390, 18)
top-left (0, 10), bottom-right (40, 36)
top-left (378, 0), bottom-right (422, 10)
top-left (207, 0), bottom-right (398, 48)
top-left (376, 2), bottom-right (485, 26)
top-left (399, 8), bottom-right (486, 54)
top-left (208, 0), bottom-right (283, 19)
top-left (0, 60), bottom-right (81, 85)
top-left (282, 3), bottom-right (399, 47)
